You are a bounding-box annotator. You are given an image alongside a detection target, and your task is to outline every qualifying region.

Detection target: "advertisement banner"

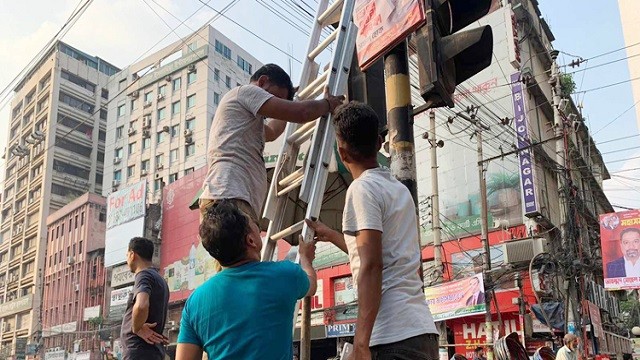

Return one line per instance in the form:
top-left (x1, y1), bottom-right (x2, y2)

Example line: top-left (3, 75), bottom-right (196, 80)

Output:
top-left (600, 210), bottom-right (640, 289)
top-left (424, 274), bottom-right (486, 321)
top-left (44, 350), bottom-right (66, 360)
top-left (110, 263), bottom-right (135, 288)
top-left (160, 168), bottom-right (218, 303)
top-left (108, 286), bottom-right (133, 320)
top-left (451, 313), bottom-right (522, 359)
top-left (354, 0), bottom-right (425, 70)
top-left (83, 305), bottom-right (101, 321)
top-left (105, 181), bottom-right (146, 267)
top-left (510, 72), bottom-right (540, 217)
top-left (326, 323), bottom-right (356, 338)
top-left (334, 276), bottom-right (357, 306)
top-left (0, 294), bottom-right (32, 317)
top-left (587, 301), bottom-right (603, 338)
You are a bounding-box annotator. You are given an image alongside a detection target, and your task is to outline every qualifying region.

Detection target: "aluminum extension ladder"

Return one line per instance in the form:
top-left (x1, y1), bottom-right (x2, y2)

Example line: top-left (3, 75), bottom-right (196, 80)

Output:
top-left (261, 0), bottom-right (357, 263)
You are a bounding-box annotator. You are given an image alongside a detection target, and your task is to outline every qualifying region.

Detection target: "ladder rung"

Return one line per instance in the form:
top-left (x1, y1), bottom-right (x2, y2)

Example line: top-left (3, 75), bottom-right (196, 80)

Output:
top-left (278, 168), bottom-right (304, 187)
top-left (298, 70), bottom-right (329, 99)
top-left (308, 28), bottom-right (339, 61)
top-left (277, 176), bottom-right (304, 196)
top-left (287, 120), bottom-right (317, 144)
top-left (270, 221), bottom-right (304, 241)
top-left (318, 0), bottom-right (344, 28)
top-left (300, 80), bottom-right (326, 102)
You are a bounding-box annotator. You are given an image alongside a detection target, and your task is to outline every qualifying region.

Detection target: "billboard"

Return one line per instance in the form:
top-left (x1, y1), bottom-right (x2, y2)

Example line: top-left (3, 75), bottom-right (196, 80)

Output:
top-left (424, 274), bottom-right (486, 321)
top-left (354, 0), bottom-right (425, 70)
top-left (108, 286), bottom-right (133, 320)
top-left (110, 263), bottom-right (135, 288)
top-left (160, 168), bottom-right (218, 303)
top-left (105, 181), bottom-right (146, 267)
top-left (451, 313), bottom-right (522, 359)
top-left (601, 209), bottom-right (640, 289)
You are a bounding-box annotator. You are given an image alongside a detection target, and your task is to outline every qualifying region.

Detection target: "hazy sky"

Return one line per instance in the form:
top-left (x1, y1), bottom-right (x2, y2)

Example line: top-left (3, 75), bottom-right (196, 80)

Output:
top-left (0, 0), bottom-right (637, 209)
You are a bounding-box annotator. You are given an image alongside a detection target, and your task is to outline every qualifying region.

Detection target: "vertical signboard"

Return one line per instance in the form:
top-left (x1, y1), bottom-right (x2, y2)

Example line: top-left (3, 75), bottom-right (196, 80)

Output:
top-left (510, 72), bottom-right (540, 217)
top-left (601, 209), bottom-right (640, 289)
top-left (105, 181), bottom-right (147, 267)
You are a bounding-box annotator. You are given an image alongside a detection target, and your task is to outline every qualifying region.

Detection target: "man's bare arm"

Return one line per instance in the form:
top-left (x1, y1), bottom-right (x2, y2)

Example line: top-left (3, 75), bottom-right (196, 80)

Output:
top-left (298, 235), bottom-right (317, 297)
top-left (305, 219), bottom-right (348, 253)
top-left (264, 119), bottom-right (287, 141)
top-left (176, 343), bottom-right (204, 360)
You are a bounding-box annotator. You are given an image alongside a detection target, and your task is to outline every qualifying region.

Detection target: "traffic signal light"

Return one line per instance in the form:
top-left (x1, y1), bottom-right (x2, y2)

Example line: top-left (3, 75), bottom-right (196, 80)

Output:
top-left (416, 0), bottom-right (494, 108)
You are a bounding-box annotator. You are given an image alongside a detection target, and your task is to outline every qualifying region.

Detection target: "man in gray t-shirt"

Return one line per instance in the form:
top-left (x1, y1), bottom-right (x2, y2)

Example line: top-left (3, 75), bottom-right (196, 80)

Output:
top-left (120, 237), bottom-right (169, 360)
top-left (200, 64), bottom-right (344, 223)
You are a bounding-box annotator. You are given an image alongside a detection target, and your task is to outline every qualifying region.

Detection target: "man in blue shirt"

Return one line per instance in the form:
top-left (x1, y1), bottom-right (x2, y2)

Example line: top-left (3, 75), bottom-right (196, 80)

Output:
top-left (176, 200), bottom-right (317, 359)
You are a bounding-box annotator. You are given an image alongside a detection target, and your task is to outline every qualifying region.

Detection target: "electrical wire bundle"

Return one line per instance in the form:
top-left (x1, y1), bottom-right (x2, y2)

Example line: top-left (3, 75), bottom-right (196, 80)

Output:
top-left (494, 332), bottom-right (529, 360)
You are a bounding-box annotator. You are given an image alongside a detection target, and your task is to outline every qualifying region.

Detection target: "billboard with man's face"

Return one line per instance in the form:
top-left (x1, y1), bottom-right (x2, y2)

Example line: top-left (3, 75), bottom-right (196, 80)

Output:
top-left (600, 209), bottom-right (640, 289)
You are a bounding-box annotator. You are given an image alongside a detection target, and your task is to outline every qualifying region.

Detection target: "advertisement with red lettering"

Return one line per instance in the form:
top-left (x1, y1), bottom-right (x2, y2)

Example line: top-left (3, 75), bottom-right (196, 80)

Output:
top-left (160, 168), bottom-right (216, 303)
top-left (104, 181), bottom-right (147, 267)
top-left (451, 314), bottom-right (522, 359)
top-left (600, 209), bottom-right (640, 289)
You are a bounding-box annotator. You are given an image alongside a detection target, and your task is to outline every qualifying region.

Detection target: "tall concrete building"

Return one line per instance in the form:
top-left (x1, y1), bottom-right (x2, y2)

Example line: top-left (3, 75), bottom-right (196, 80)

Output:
top-left (0, 41), bottom-right (118, 357)
top-left (618, 0), bottom-right (640, 131)
top-left (103, 26), bottom-right (262, 202)
top-left (42, 193), bottom-right (107, 359)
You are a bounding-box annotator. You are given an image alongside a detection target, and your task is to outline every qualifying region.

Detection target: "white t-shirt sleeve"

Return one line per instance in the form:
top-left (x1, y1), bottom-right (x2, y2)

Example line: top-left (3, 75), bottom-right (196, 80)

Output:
top-left (237, 85), bottom-right (274, 116)
top-left (343, 181), bottom-right (384, 234)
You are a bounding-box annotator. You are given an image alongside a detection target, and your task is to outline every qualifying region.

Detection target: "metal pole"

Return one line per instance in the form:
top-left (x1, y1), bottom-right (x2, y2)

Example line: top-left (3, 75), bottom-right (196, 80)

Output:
top-left (550, 49), bottom-right (575, 335)
top-left (429, 110), bottom-right (448, 360)
top-left (476, 123), bottom-right (494, 360)
top-left (300, 297), bottom-right (311, 360)
top-left (384, 41), bottom-right (423, 281)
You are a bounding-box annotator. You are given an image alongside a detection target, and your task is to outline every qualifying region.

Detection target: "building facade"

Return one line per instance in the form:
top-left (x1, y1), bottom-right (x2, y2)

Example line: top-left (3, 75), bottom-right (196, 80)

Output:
top-left (42, 193), bottom-right (107, 359)
top-left (102, 26), bottom-right (262, 203)
top-left (618, 0), bottom-right (640, 131)
top-left (0, 41), bottom-right (117, 357)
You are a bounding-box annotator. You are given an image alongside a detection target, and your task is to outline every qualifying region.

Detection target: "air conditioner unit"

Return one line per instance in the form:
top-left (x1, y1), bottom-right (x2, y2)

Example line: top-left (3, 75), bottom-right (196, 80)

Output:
top-left (132, 73), bottom-right (139, 81)
top-left (140, 169), bottom-right (148, 176)
top-left (155, 173), bottom-right (162, 179)
top-left (162, 126), bottom-right (170, 132)
top-left (113, 157), bottom-right (121, 164)
top-left (67, 256), bottom-right (74, 265)
top-left (143, 101), bottom-right (152, 108)
top-left (156, 165), bottom-right (163, 171)
top-left (142, 130), bottom-right (151, 138)
top-left (74, 283), bottom-right (80, 292)
top-left (188, 64), bottom-right (196, 72)
top-left (131, 90), bottom-right (139, 98)
top-left (28, 198), bottom-right (34, 204)
top-left (503, 237), bottom-right (547, 264)
top-left (112, 180), bottom-right (120, 187)
top-left (157, 94), bottom-right (165, 101)
top-left (128, 128), bottom-right (136, 136)
top-left (143, 118), bottom-right (151, 128)
top-left (165, 76), bottom-right (172, 82)
top-left (185, 137), bottom-right (194, 145)
top-left (183, 129), bottom-right (193, 137)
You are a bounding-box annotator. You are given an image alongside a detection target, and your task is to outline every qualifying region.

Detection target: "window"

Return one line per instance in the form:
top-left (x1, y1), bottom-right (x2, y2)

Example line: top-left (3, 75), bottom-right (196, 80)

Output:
top-left (128, 142), bottom-right (136, 155)
top-left (117, 104), bottom-right (125, 117)
top-left (116, 126), bottom-right (124, 139)
top-left (172, 101), bottom-right (181, 116)
top-left (155, 154), bottom-right (164, 167)
top-left (59, 92), bottom-right (93, 113)
top-left (127, 165), bottom-right (135, 178)
top-left (130, 99), bottom-right (137, 111)
top-left (214, 40), bottom-right (232, 59)
top-left (186, 143), bottom-right (195, 157)
top-left (154, 179), bottom-right (163, 191)
top-left (118, 79), bottom-right (126, 91)
top-left (185, 167), bottom-right (194, 175)
top-left (141, 160), bottom-right (150, 171)
top-left (99, 130), bottom-right (106, 141)
top-left (170, 149), bottom-right (179, 163)
top-left (129, 120), bottom-right (138, 131)
top-left (187, 72), bottom-right (197, 85)
top-left (214, 92), bottom-right (220, 105)
top-left (143, 137), bottom-right (151, 149)
top-left (186, 94), bottom-right (196, 109)
top-left (169, 173), bottom-right (178, 183)
top-left (61, 70), bottom-right (96, 92)
top-left (158, 107), bottom-right (166, 121)
top-left (171, 124), bottom-right (180, 138)
top-left (101, 88), bottom-right (109, 99)
top-left (187, 42), bottom-right (198, 52)
top-left (185, 118), bottom-right (195, 130)
top-left (144, 91), bottom-right (153, 103)
top-left (214, 69), bottom-right (220, 81)
top-left (237, 55), bottom-right (252, 74)
top-left (159, 85), bottom-right (166, 96)
top-left (100, 109), bottom-right (107, 120)
top-left (156, 132), bottom-right (165, 144)
top-left (22, 261), bottom-right (34, 275)
top-left (173, 77), bottom-right (181, 92)
top-left (225, 76), bottom-right (231, 88)
top-left (114, 147), bottom-right (123, 158)
top-left (113, 170), bottom-right (122, 181)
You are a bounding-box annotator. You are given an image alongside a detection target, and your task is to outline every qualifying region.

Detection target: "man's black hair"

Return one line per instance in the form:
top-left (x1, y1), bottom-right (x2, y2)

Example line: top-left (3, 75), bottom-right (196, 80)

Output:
top-left (129, 237), bottom-right (154, 261)
top-left (250, 64), bottom-right (295, 100)
top-left (199, 200), bottom-right (250, 266)
top-left (332, 101), bottom-right (380, 161)
top-left (621, 227), bottom-right (640, 239)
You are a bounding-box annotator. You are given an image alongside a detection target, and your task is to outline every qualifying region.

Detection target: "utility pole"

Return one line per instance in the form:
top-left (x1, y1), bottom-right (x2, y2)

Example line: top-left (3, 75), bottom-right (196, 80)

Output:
top-left (384, 42), bottom-right (423, 284)
top-left (427, 110), bottom-right (448, 360)
top-left (550, 49), bottom-right (575, 335)
top-left (300, 297), bottom-right (311, 360)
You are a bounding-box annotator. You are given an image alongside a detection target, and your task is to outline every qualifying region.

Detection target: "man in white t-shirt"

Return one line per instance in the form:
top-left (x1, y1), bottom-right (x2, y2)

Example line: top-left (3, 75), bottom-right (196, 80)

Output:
top-left (200, 64), bottom-right (344, 223)
top-left (307, 102), bottom-right (438, 359)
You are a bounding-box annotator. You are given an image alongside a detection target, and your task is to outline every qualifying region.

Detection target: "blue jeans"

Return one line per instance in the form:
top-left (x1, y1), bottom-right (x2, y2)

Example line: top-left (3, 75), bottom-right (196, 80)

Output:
top-left (370, 334), bottom-right (439, 360)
